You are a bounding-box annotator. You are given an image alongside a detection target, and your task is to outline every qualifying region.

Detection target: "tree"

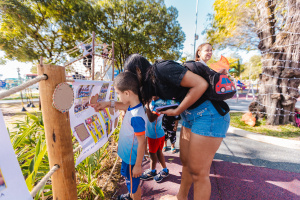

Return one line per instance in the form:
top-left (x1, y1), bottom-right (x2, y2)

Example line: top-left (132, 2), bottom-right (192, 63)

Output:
top-left (205, 0), bottom-right (300, 125)
top-left (0, 0), bottom-right (102, 64)
top-left (96, 0), bottom-right (185, 71)
top-left (241, 55), bottom-right (262, 80)
top-left (0, 57), bottom-right (6, 65)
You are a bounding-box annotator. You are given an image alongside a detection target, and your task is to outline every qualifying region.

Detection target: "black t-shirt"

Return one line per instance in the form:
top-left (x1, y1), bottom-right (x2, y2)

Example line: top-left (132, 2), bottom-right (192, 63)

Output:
top-left (184, 61), bottom-right (210, 109)
top-left (154, 60), bottom-right (209, 110)
top-left (154, 60), bottom-right (189, 102)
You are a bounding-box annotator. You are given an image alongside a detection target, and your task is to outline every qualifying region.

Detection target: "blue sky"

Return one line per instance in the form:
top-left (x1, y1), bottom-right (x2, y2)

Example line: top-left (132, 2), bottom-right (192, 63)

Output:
top-left (165, 0), bottom-right (259, 62)
top-left (165, 0), bottom-right (214, 57)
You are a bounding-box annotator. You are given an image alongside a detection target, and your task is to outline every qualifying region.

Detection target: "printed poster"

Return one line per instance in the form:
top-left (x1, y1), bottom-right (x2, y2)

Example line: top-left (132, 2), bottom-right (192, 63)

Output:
top-left (0, 110), bottom-right (32, 200)
top-left (69, 80), bottom-right (120, 166)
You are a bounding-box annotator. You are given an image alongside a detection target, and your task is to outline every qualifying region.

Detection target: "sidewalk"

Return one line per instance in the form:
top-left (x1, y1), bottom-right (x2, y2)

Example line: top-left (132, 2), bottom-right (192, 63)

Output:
top-left (115, 126), bottom-right (300, 200)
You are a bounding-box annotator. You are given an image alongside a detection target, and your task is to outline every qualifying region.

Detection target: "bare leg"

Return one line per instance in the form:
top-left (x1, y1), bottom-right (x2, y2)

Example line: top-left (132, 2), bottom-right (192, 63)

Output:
top-left (157, 149), bottom-right (167, 169)
top-left (150, 152), bottom-right (158, 170)
top-left (188, 134), bottom-right (223, 200)
top-left (176, 126), bottom-right (193, 200)
top-left (132, 185), bottom-right (141, 200)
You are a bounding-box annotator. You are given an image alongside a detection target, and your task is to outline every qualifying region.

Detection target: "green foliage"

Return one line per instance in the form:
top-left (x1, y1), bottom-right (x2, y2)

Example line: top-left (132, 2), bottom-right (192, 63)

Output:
top-left (9, 112), bottom-right (49, 199)
top-left (97, 0), bottom-right (185, 70)
top-left (0, 0), bottom-right (102, 64)
top-left (240, 55), bottom-right (262, 80)
top-left (9, 112), bottom-right (121, 199)
top-left (0, 57), bottom-right (6, 65)
top-left (204, 0), bottom-right (258, 51)
top-left (1, 0), bottom-right (185, 70)
top-left (230, 112), bottom-right (300, 138)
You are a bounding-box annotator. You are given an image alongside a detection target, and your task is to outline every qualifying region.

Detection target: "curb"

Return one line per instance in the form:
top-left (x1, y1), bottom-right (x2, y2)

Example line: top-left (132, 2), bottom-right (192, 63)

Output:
top-left (228, 126), bottom-right (300, 150)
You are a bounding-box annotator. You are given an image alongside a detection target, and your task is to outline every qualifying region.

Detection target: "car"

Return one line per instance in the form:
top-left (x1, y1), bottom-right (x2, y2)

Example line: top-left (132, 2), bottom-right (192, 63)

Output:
top-left (216, 75), bottom-right (236, 94)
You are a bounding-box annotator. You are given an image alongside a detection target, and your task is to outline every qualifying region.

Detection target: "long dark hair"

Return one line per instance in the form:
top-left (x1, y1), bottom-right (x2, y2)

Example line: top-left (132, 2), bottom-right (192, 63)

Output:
top-left (124, 54), bottom-right (155, 104)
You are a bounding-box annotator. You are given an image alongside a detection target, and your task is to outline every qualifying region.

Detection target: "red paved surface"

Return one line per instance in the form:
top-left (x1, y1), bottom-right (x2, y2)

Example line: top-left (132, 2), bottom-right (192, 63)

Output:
top-left (116, 151), bottom-right (300, 200)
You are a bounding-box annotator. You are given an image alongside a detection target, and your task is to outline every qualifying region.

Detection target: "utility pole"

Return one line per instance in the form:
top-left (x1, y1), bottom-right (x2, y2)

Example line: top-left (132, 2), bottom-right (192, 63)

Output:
top-left (17, 67), bottom-right (27, 112)
top-left (193, 0), bottom-right (199, 59)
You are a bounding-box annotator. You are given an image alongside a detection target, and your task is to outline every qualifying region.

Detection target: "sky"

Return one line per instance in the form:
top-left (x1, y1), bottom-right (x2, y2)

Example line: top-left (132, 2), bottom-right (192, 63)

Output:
top-left (0, 0), bottom-right (259, 80)
top-left (164, 0), bottom-right (259, 61)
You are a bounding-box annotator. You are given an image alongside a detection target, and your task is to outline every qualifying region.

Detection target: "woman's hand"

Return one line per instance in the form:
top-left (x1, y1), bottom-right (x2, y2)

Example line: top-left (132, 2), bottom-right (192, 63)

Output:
top-left (159, 108), bottom-right (180, 116)
top-left (218, 68), bottom-right (228, 74)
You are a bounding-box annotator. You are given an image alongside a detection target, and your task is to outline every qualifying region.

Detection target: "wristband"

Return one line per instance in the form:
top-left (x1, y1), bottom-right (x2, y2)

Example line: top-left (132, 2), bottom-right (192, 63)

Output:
top-left (110, 100), bottom-right (115, 108)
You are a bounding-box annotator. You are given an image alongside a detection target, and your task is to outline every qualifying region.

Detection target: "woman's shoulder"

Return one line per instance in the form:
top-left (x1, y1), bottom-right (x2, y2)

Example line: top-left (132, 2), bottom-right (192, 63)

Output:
top-left (155, 60), bottom-right (186, 74)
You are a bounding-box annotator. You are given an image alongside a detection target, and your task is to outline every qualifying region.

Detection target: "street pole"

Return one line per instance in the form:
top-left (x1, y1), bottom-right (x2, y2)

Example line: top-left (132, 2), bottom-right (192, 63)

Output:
top-left (17, 67), bottom-right (26, 112)
top-left (193, 0), bottom-right (199, 59)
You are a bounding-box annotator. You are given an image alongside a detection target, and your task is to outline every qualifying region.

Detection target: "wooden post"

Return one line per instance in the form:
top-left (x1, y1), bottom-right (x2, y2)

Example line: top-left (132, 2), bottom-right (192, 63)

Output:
top-left (112, 41), bottom-right (115, 81)
top-left (37, 64), bottom-right (77, 199)
top-left (92, 31), bottom-right (95, 80)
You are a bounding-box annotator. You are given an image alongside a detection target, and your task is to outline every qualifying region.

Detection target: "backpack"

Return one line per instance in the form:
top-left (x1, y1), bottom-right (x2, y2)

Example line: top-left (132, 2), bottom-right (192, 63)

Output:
top-left (183, 61), bottom-right (236, 116)
top-left (183, 61), bottom-right (236, 101)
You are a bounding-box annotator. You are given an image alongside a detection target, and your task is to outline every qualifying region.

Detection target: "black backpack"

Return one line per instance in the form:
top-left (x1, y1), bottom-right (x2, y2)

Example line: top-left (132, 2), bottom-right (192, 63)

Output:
top-left (184, 61), bottom-right (236, 116)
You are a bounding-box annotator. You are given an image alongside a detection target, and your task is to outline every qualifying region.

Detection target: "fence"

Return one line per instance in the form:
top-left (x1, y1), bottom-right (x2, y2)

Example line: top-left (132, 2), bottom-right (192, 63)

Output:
top-left (0, 31), bottom-right (118, 199)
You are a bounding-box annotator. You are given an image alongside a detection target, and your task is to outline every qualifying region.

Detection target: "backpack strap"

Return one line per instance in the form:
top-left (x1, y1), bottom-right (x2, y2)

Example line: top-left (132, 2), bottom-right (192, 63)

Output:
top-left (211, 100), bottom-right (230, 116)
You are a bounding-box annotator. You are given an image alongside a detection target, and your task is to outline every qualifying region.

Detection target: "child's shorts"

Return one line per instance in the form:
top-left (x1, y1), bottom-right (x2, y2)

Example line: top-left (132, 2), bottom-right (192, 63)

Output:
top-left (148, 136), bottom-right (165, 153)
top-left (181, 100), bottom-right (230, 138)
top-left (120, 161), bottom-right (140, 194)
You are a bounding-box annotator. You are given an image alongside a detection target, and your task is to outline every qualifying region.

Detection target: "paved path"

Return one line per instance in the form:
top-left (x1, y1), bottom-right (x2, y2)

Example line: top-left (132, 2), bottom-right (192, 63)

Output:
top-left (116, 117), bottom-right (300, 200)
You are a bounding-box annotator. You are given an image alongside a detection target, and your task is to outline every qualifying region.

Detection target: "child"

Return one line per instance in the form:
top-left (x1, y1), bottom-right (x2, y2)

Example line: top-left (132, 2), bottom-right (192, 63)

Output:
top-left (140, 98), bottom-right (169, 182)
top-left (89, 72), bottom-right (146, 200)
top-left (162, 115), bottom-right (181, 153)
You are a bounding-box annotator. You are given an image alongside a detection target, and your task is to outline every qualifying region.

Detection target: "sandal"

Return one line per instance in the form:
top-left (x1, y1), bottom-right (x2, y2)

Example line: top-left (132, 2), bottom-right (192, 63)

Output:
top-left (163, 146), bottom-right (167, 152)
top-left (171, 148), bottom-right (176, 154)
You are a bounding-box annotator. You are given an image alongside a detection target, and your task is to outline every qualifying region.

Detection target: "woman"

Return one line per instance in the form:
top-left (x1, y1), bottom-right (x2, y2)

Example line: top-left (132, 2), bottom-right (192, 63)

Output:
top-left (90, 49), bottom-right (229, 199)
top-left (125, 48), bottom-right (229, 199)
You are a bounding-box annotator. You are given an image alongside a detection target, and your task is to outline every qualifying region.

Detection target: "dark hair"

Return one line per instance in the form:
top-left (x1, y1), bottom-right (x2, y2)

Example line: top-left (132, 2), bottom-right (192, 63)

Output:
top-left (195, 43), bottom-right (212, 61)
top-left (124, 54), bottom-right (155, 104)
top-left (114, 72), bottom-right (140, 96)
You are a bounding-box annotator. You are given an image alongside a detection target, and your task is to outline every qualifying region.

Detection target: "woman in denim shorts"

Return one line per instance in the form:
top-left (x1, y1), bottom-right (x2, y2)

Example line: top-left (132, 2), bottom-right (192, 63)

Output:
top-left (124, 49), bottom-right (230, 200)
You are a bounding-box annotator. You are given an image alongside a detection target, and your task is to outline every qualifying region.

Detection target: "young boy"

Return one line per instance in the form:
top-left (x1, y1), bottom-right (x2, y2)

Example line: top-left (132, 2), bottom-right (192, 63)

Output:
top-left (141, 98), bottom-right (169, 182)
top-left (89, 72), bottom-right (146, 200)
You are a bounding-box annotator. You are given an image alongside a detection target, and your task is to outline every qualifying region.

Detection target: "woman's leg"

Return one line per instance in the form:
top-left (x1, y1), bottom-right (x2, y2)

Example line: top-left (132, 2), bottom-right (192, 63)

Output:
top-left (176, 126), bottom-right (193, 200)
top-left (188, 133), bottom-right (223, 200)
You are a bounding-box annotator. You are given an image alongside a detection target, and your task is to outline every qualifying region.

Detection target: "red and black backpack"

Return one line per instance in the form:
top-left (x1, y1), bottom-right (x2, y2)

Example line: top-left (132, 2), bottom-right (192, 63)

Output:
top-left (184, 60), bottom-right (236, 116)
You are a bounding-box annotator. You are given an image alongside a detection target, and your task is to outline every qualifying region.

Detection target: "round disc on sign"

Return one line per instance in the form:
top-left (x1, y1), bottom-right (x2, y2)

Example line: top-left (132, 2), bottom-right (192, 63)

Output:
top-left (52, 82), bottom-right (74, 113)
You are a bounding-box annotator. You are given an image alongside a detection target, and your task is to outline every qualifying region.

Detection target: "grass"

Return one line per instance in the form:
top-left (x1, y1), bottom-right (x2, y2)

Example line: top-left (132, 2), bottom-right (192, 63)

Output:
top-left (230, 112), bottom-right (300, 139)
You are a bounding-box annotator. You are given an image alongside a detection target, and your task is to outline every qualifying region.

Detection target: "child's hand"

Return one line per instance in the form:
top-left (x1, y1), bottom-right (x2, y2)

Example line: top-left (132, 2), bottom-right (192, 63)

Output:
top-left (132, 165), bottom-right (142, 178)
top-left (88, 94), bottom-right (110, 112)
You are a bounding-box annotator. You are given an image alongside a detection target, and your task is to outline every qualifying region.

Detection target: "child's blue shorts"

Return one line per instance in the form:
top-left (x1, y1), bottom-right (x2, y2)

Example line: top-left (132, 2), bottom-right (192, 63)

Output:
top-left (181, 100), bottom-right (230, 138)
top-left (120, 161), bottom-right (140, 194)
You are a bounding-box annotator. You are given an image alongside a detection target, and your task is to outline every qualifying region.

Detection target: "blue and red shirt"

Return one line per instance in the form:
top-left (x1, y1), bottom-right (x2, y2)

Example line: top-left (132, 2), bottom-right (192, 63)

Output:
top-left (117, 103), bottom-right (146, 165)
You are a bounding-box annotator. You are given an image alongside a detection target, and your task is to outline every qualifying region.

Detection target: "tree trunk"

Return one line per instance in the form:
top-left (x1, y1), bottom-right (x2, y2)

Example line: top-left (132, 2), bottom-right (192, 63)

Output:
top-left (250, 0), bottom-right (300, 125)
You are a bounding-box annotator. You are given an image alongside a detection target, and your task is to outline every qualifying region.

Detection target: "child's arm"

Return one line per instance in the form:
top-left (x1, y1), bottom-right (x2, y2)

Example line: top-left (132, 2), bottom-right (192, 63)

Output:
top-left (145, 103), bottom-right (158, 122)
top-left (132, 134), bottom-right (146, 178)
top-left (88, 94), bottom-right (129, 111)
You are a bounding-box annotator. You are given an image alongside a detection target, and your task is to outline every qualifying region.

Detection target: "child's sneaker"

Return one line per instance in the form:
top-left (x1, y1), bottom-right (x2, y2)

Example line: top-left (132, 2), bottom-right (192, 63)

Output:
top-left (140, 169), bottom-right (157, 180)
top-left (117, 192), bottom-right (132, 200)
top-left (154, 169), bottom-right (169, 182)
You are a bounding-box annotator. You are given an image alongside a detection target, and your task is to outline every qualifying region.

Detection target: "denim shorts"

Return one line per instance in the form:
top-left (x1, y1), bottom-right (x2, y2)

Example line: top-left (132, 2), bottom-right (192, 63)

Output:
top-left (181, 100), bottom-right (230, 138)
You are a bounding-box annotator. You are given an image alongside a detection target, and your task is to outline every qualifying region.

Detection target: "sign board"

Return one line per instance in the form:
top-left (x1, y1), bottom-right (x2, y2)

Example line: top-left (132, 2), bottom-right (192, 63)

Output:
top-left (69, 80), bottom-right (119, 166)
top-left (0, 110), bottom-right (32, 200)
